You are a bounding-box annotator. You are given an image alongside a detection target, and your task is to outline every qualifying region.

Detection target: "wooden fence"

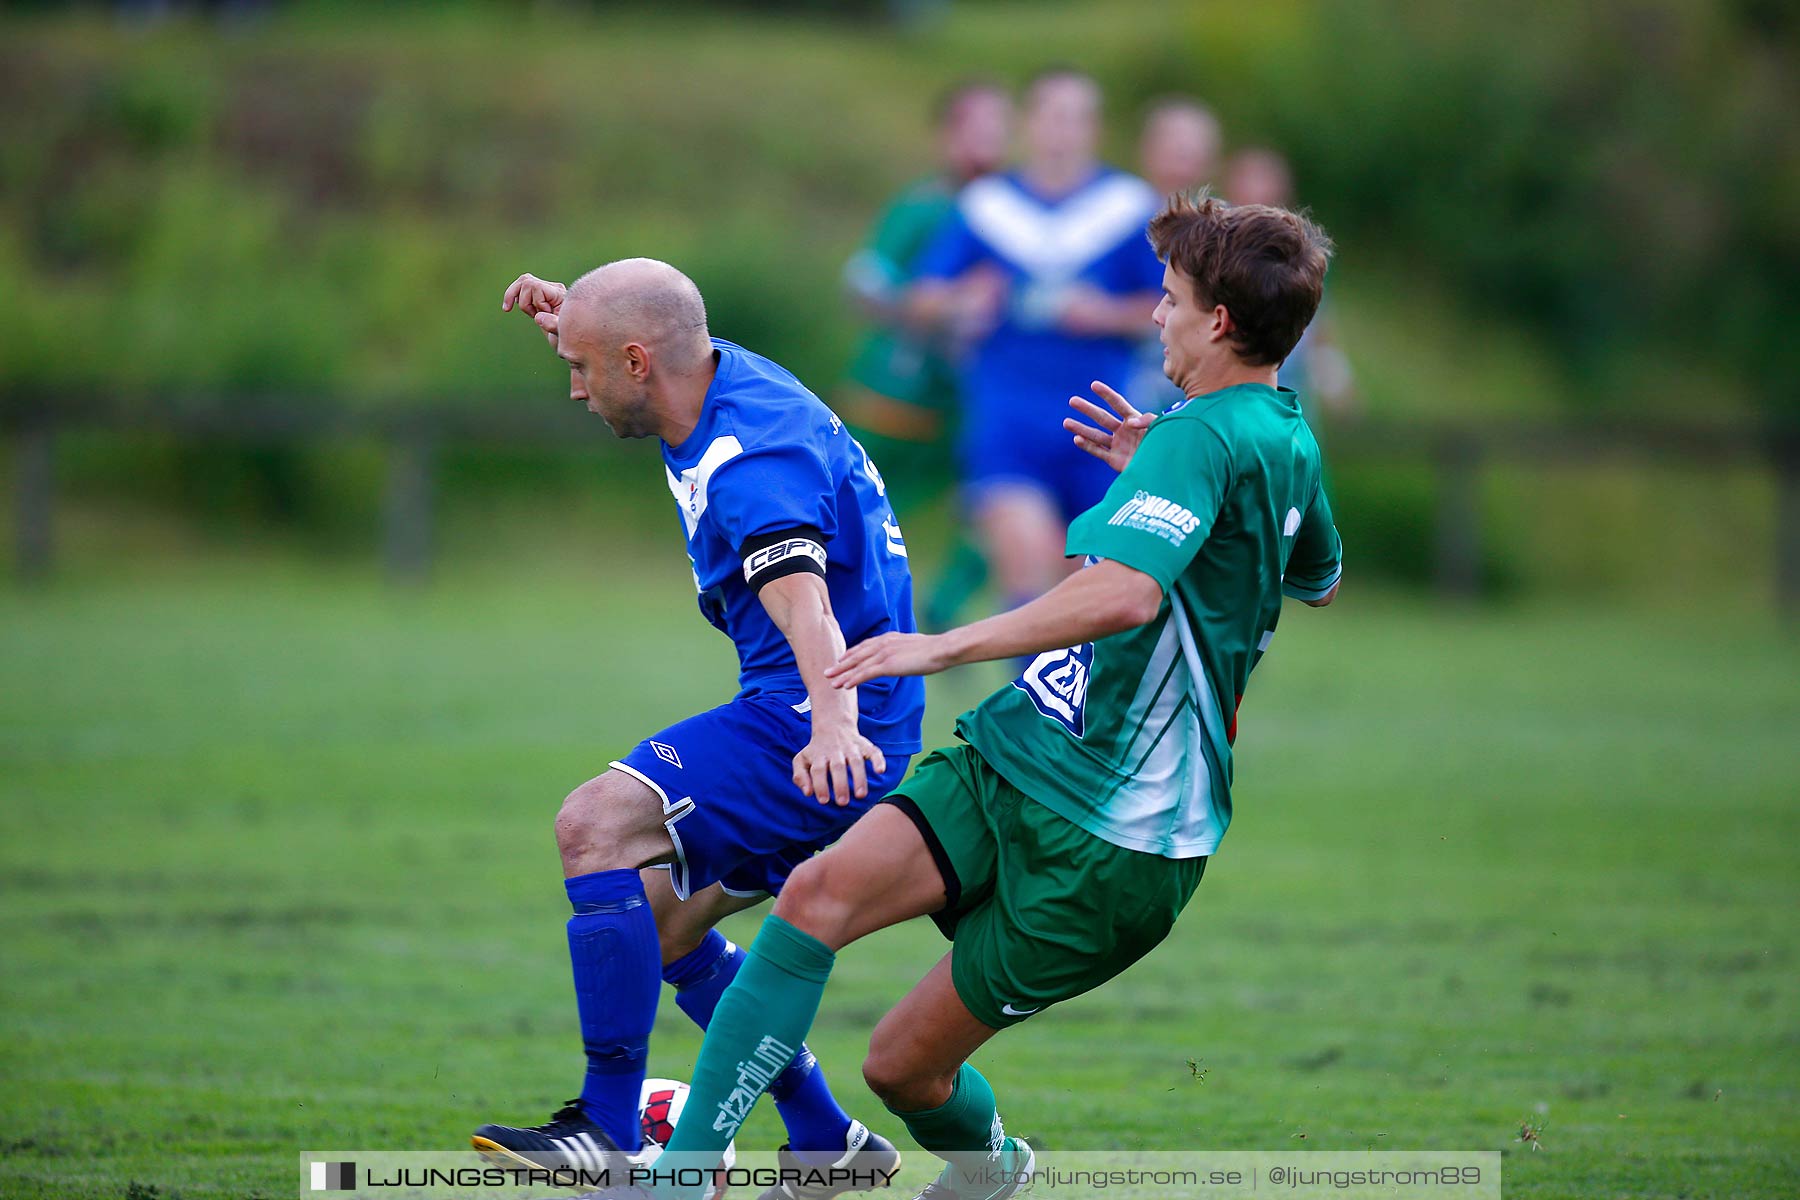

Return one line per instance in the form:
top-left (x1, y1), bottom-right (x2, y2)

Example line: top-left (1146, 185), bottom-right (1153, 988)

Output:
top-left (5, 396), bottom-right (1798, 611)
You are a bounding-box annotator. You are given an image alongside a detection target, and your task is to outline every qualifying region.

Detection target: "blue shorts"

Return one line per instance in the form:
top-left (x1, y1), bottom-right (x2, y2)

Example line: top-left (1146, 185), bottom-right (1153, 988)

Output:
top-left (612, 691), bottom-right (914, 900)
top-left (958, 410), bottom-right (1116, 525)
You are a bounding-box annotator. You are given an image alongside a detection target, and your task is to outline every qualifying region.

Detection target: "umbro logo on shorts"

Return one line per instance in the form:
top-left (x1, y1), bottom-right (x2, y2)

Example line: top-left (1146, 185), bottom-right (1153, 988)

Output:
top-left (650, 740), bottom-right (682, 768)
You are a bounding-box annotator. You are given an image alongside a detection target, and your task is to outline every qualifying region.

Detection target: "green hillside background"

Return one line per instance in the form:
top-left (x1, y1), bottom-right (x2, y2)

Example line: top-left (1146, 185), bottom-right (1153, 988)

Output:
top-left (2, 0), bottom-right (1796, 603)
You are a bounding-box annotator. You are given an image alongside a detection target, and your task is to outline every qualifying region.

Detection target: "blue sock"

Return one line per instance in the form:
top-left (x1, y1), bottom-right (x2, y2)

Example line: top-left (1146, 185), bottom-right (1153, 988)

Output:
top-left (663, 929), bottom-right (854, 1159)
top-left (566, 869), bottom-right (660, 1151)
top-left (663, 929), bottom-right (741, 1028)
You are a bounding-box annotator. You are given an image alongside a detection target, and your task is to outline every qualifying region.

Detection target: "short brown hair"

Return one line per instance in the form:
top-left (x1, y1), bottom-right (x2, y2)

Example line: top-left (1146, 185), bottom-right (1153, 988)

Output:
top-left (1147, 192), bottom-right (1334, 366)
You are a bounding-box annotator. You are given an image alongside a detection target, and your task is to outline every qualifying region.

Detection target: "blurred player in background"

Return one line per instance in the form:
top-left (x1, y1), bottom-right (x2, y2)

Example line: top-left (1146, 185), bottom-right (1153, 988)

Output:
top-left (839, 78), bottom-right (1011, 632)
top-left (1139, 95), bottom-right (1222, 199)
top-left (1129, 96), bottom-right (1224, 412)
top-left (1224, 147), bottom-right (1357, 418)
top-left (908, 67), bottom-right (1163, 613)
top-left (471, 260), bottom-right (916, 1193)
top-left (652, 194), bottom-right (1342, 1200)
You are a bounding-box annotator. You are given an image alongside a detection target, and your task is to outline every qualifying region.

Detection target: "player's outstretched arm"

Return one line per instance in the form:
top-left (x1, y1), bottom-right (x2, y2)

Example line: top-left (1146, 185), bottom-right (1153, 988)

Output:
top-left (828, 559), bottom-right (1164, 688)
top-left (1064, 380), bottom-right (1157, 473)
top-left (759, 571), bottom-right (889, 807)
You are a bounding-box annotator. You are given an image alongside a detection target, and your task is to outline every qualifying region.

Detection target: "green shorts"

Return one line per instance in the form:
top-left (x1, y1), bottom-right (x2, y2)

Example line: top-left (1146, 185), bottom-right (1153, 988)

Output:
top-left (886, 743), bottom-right (1206, 1029)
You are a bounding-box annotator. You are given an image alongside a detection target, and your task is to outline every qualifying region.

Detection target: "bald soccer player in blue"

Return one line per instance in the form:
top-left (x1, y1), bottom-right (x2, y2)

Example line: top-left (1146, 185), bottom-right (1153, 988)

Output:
top-left (469, 260), bottom-right (920, 1199)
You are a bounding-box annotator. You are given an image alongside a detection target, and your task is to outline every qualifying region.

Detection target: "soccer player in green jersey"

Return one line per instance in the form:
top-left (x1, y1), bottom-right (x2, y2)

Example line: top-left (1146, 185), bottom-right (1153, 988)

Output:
top-left (649, 194), bottom-right (1341, 1200)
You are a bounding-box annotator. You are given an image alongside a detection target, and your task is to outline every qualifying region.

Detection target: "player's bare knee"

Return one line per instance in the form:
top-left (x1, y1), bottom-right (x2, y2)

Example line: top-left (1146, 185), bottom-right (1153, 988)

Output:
top-left (859, 1050), bottom-right (904, 1107)
top-left (861, 1039), bottom-right (943, 1111)
top-left (554, 781), bottom-right (606, 857)
top-left (772, 857), bottom-right (849, 945)
top-left (555, 772), bottom-right (669, 875)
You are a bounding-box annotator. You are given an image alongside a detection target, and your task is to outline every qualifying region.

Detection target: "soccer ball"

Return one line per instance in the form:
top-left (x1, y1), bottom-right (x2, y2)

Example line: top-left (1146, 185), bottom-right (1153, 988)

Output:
top-left (637, 1077), bottom-right (736, 1200)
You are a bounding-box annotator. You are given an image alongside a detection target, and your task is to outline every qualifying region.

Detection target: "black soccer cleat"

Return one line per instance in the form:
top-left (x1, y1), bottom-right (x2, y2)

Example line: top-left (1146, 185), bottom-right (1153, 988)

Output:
top-left (471, 1098), bottom-right (631, 1178)
top-left (911, 1137), bottom-right (1037, 1200)
top-left (755, 1120), bottom-right (904, 1199)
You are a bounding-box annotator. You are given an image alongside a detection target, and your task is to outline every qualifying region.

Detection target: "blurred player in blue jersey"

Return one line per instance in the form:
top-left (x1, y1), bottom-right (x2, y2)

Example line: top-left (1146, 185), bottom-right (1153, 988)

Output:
top-left (908, 67), bottom-right (1164, 611)
top-left (471, 259), bottom-right (921, 1197)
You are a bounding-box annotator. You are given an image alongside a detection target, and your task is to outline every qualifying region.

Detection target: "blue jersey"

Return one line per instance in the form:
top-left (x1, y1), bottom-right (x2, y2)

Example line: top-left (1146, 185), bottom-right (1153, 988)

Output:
top-left (915, 168), bottom-right (1164, 430)
top-left (660, 339), bottom-right (924, 753)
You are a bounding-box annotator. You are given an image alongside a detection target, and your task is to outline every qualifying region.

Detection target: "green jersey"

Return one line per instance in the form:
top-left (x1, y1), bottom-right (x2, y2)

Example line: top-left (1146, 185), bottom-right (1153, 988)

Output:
top-left (843, 176), bottom-right (959, 408)
top-left (846, 175), bottom-right (957, 299)
top-left (958, 383), bottom-right (1343, 859)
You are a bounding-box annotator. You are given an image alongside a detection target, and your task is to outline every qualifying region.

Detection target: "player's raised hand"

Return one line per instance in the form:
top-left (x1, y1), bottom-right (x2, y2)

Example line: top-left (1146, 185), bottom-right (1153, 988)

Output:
top-left (502, 273), bottom-right (565, 315)
top-left (530, 309), bottom-right (560, 347)
top-left (793, 723), bottom-right (888, 807)
top-left (501, 273), bottom-right (567, 347)
top-left (1064, 380), bottom-right (1156, 473)
top-left (827, 631), bottom-right (959, 690)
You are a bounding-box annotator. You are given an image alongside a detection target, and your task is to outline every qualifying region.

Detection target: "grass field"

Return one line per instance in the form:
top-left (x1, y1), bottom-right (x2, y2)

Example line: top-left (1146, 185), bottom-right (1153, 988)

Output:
top-left (3, 561), bottom-right (1798, 1199)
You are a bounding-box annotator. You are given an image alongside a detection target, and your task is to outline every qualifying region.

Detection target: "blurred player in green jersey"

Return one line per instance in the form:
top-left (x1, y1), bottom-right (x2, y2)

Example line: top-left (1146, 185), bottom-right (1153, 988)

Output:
top-left (840, 79), bottom-right (1011, 632)
top-left (650, 193), bottom-right (1341, 1200)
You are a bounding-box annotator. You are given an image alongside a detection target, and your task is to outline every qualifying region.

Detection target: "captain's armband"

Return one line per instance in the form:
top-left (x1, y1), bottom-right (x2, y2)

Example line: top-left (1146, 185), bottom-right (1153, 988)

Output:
top-left (740, 526), bottom-right (828, 592)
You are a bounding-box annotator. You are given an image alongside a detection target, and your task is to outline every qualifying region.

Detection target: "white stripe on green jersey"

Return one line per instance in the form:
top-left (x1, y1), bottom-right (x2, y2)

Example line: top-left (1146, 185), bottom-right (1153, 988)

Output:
top-left (958, 382), bottom-right (1342, 859)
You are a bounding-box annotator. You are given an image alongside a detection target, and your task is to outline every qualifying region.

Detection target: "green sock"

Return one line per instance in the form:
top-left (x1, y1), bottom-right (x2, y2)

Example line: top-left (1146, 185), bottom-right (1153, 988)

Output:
top-left (888, 1062), bottom-right (1007, 1170)
top-left (657, 916), bottom-right (835, 1197)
